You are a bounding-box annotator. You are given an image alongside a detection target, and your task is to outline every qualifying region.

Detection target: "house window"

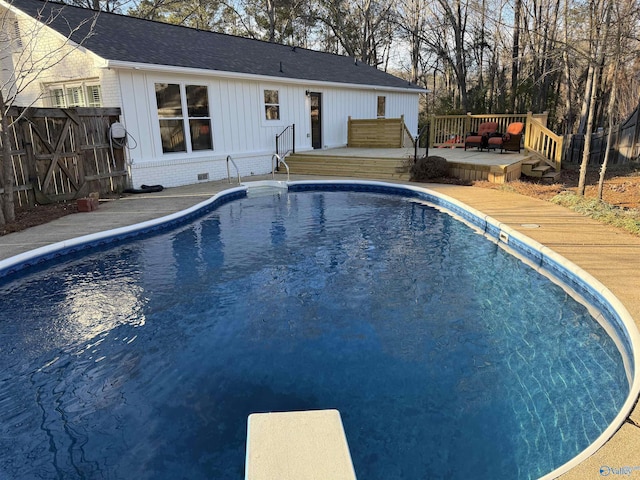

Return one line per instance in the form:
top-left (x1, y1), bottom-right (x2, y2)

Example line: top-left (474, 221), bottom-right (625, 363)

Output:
top-left (377, 96), bottom-right (386, 118)
top-left (86, 85), bottom-right (102, 107)
top-left (264, 89), bottom-right (280, 120)
top-left (51, 88), bottom-right (66, 108)
top-left (155, 83), bottom-right (212, 154)
top-left (46, 82), bottom-right (102, 108)
top-left (66, 86), bottom-right (85, 107)
top-left (186, 85), bottom-right (213, 151)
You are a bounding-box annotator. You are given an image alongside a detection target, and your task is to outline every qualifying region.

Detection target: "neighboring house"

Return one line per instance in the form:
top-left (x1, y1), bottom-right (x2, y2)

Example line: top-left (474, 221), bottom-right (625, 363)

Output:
top-left (0, 0), bottom-right (424, 188)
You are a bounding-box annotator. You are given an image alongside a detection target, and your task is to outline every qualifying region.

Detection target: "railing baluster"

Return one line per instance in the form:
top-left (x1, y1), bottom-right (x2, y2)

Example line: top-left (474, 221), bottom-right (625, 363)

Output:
top-left (276, 124), bottom-right (295, 157)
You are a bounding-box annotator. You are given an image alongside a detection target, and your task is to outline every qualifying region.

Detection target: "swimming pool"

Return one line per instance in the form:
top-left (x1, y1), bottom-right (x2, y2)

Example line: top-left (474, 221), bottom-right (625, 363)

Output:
top-left (0, 180), bottom-right (637, 480)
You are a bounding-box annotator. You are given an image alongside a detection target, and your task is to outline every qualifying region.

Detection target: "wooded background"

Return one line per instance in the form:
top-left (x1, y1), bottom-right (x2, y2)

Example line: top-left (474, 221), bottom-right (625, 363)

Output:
top-left (62, 0), bottom-right (640, 143)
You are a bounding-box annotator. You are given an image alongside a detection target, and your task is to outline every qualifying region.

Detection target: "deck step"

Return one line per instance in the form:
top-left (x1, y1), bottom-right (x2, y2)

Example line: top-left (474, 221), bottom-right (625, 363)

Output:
top-left (521, 158), bottom-right (539, 166)
top-left (286, 153), bottom-right (411, 180)
top-left (532, 165), bottom-right (552, 173)
top-left (541, 170), bottom-right (561, 183)
top-left (520, 156), bottom-right (562, 181)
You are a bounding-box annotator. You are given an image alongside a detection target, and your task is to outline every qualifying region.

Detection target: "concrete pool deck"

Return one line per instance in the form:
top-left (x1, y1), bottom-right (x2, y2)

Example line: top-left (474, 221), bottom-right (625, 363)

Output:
top-left (1, 174), bottom-right (639, 479)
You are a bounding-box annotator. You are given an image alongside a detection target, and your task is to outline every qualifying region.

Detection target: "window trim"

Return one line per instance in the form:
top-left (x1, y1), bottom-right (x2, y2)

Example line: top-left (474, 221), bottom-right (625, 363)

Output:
top-left (261, 86), bottom-right (284, 126)
top-left (153, 81), bottom-right (213, 155)
top-left (264, 89), bottom-right (280, 121)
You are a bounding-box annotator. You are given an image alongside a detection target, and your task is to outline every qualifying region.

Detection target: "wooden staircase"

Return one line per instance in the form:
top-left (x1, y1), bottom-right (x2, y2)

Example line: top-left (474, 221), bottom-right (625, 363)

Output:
top-left (280, 117), bottom-right (415, 180)
top-left (520, 118), bottom-right (563, 183)
top-left (521, 153), bottom-right (561, 183)
top-left (284, 152), bottom-right (411, 180)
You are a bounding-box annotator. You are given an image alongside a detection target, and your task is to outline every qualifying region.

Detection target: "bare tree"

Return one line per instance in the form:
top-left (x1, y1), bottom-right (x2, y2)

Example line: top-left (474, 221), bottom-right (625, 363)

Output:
top-left (510, 0), bottom-right (521, 112)
top-left (577, 0), bottom-right (610, 195)
top-left (61, 0), bottom-right (125, 12)
top-left (316, 0), bottom-right (395, 66)
top-left (561, 0), bottom-right (573, 134)
top-left (394, 0), bottom-right (429, 83)
top-left (0, 0), bottom-right (97, 226)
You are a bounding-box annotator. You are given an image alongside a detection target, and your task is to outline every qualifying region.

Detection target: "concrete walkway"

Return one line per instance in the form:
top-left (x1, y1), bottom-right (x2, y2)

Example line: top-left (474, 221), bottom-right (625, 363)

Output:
top-left (1, 174), bottom-right (639, 479)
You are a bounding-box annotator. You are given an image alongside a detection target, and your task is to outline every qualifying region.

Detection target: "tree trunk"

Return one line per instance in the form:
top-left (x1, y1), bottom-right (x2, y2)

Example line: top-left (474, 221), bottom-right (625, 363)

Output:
top-left (0, 90), bottom-right (14, 224)
top-left (577, 64), bottom-right (597, 195)
top-left (510, 0), bottom-right (521, 112)
top-left (597, 70), bottom-right (616, 200)
top-left (578, 3), bottom-right (610, 195)
top-left (562, 0), bottom-right (573, 134)
top-left (266, 0), bottom-right (277, 42)
top-left (598, 22), bottom-right (621, 199)
top-left (577, 66), bottom-right (593, 135)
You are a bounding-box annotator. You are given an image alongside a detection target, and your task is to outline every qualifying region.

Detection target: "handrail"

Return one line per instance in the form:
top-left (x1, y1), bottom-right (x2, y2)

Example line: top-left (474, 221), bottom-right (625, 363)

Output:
top-left (414, 123), bottom-right (430, 163)
top-left (524, 117), bottom-right (564, 171)
top-left (402, 119), bottom-right (416, 148)
top-left (226, 155), bottom-right (241, 184)
top-left (276, 124), bottom-right (295, 157)
top-left (272, 153), bottom-right (290, 182)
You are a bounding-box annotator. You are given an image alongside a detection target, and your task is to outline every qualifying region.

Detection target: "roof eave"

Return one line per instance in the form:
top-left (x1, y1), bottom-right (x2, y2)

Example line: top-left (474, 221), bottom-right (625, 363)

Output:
top-left (101, 59), bottom-right (426, 94)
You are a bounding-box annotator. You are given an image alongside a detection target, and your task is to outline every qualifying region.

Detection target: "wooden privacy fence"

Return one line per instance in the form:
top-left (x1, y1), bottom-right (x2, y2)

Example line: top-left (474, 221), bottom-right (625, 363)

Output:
top-left (564, 105), bottom-right (640, 165)
top-left (347, 116), bottom-right (414, 148)
top-left (1, 106), bottom-right (126, 208)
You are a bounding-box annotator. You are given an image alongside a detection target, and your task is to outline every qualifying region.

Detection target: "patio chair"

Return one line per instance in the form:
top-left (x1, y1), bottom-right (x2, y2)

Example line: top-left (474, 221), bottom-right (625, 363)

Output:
top-left (487, 122), bottom-right (524, 153)
top-left (464, 122), bottom-right (498, 151)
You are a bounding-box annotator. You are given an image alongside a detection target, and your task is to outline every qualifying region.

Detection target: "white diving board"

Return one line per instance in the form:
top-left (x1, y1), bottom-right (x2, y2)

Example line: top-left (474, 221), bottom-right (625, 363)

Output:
top-left (245, 409), bottom-right (357, 480)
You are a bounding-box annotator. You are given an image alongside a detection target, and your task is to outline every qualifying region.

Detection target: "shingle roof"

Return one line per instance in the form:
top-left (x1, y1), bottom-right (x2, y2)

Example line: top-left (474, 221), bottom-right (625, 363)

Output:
top-left (9, 0), bottom-right (423, 91)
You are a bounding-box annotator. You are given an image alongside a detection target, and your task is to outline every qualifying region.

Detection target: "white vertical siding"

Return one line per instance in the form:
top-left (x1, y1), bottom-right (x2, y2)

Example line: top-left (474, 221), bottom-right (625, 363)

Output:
top-left (118, 71), bottom-right (420, 187)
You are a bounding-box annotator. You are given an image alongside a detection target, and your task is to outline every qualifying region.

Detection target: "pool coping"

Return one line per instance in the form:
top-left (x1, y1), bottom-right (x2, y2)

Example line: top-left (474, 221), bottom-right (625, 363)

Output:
top-left (1, 178), bottom-right (638, 480)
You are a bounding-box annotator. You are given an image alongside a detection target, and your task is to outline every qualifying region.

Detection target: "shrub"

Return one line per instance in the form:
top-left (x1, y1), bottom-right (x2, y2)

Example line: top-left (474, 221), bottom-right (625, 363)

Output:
top-left (410, 155), bottom-right (450, 182)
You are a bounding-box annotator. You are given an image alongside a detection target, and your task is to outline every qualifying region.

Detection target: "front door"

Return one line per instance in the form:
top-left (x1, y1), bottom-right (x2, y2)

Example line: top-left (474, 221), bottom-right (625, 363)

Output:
top-left (310, 92), bottom-right (322, 149)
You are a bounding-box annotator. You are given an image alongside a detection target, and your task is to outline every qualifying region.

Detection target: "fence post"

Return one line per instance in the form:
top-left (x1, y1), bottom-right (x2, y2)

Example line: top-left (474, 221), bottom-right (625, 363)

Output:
top-left (525, 111), bottom-right (533, 150)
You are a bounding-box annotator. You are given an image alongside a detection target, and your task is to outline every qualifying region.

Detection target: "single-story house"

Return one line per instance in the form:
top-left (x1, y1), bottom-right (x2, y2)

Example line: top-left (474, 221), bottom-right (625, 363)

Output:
top-left (1, 0), bottom-right (424, 187)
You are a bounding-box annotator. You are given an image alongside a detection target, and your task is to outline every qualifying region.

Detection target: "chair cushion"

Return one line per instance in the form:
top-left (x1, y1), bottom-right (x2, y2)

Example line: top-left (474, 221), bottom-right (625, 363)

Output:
top-left (506, 122), bottom-right (524, 135)
top-left (477, 122), bottom-right (498, 136)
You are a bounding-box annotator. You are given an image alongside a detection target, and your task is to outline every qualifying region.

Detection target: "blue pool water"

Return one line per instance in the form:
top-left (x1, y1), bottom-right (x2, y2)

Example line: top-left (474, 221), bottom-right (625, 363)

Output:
top-left (0, 189), bottom-right (629, 479)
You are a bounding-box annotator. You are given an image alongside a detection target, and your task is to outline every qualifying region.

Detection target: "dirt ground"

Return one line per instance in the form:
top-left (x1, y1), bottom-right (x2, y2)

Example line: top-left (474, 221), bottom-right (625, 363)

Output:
top-left (0, 201), bottom-right (78, 236)
top-left (1, 164), bottom-right (639, 237)
top-left (474, 163), bottom-right (640, 209)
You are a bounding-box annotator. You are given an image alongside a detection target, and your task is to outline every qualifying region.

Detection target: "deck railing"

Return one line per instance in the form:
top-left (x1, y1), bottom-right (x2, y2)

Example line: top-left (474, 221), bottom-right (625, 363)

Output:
top-left (525, 116), bottom-right (563, 171)
top-left (429, 112), bottom-right (548, 148)
top-left (348, 115), bottom-right (414, 148)
top-left (428, 111), bottom-right (561, 169)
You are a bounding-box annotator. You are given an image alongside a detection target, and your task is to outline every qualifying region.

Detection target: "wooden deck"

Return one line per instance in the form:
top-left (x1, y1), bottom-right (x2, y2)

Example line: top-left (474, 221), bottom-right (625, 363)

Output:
top-left (285, 147), bottom-right (528, 183)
